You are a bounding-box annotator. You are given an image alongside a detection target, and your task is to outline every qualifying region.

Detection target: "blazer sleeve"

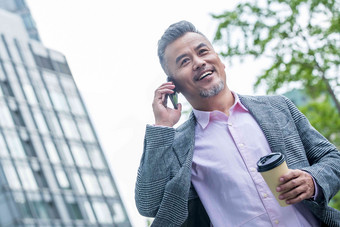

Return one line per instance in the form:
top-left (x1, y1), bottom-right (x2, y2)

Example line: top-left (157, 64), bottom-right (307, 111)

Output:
top-left (283, 96), bottom-right (340, 204)
top-left (135, 124), bottom-right (176, 217)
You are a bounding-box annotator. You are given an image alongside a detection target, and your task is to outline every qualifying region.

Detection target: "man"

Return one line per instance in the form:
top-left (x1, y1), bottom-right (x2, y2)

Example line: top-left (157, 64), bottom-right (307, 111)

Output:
top-left (135, 20), bottom-right (340, 227)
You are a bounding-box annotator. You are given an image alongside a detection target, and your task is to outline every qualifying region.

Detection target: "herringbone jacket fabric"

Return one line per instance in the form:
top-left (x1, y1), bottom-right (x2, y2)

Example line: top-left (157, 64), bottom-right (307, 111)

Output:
top-left (135, 95), bottom-right (340, 226)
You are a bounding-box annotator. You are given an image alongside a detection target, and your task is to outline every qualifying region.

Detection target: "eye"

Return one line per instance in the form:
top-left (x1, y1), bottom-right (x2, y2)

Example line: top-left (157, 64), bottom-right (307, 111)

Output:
top-left (181, 58), bottom-right (190, 66)
top-left (199, 48), bottom-right (208, 55)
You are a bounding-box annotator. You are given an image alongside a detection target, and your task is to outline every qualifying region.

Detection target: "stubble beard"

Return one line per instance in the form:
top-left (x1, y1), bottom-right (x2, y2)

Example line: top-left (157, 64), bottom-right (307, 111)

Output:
top-left (199, 79), bottom-right (225, 98)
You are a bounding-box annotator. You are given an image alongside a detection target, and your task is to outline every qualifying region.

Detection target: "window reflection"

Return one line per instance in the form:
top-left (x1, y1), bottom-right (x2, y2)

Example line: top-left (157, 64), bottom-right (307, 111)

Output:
top-left (0, 133), bottom-right (9, 157)
top-left (3, 130), bottom-right (26, 158)
top-left (2, 160), bottom-right (21, 189)
top-left (83, 201), bottom-right (96, 223)
top-left (86, 145), bottom-right (105, 169)
top-left (98, 174), bottom-right (116, 197)
top-left (81, 171), bottom-right (101, 196)
top-left (76, 118), bottom-right (95, 142)
top-left (0, 100), bottom-right (15, 128)
top-left (32, 109), bottom-right (49, 134)
top-left (55, 168), bottom-right (70, 189)
top-left (113, 202), bottom-right (126, 223)
top-left (13, 192), bottom-right (33, 218)
top-left (65, 196), bottom-right (83, 220)
top-left (43, 137), bottom-right (60, 164)
top-left (44, 111), bottom-right (63, 137)
top-left (92, 201), bottom-right (113, 224)
top-left (70, 142), bottom-right (90, 167)
top-left (56, 140), bottom-right (74, 165)
top-left (71, 170), bottom-right (85, 195)
top-left (16, 161), bottom-right (38, 191)
top-left (16, 65), bottom-right (38, 105)
top-left (59, 114), bottom-right (80, 140)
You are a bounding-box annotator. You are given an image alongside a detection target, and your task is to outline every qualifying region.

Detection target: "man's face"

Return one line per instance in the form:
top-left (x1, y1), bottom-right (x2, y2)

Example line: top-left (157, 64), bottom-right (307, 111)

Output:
top-left (164, 32), bottom-right (226, 102)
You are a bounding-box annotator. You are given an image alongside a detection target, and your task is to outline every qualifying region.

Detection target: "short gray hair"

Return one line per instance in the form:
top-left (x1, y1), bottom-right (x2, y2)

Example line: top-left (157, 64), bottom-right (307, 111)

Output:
top-left (157, 21), bottom-right (204, 76)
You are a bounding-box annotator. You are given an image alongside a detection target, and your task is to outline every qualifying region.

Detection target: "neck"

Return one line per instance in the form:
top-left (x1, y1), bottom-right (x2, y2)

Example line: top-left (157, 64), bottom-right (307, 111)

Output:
top-left (191, 88), bottom-right (235, 116)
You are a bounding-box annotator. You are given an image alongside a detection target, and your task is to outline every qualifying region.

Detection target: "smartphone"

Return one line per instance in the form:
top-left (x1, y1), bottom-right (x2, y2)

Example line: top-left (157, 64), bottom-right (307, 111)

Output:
top-left (167, 77), bottom-right (178, 109)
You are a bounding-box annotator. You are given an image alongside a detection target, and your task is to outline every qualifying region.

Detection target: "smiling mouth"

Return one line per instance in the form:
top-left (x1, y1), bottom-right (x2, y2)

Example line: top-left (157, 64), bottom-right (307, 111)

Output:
top-left (199, 71), bottom-right (213, 80)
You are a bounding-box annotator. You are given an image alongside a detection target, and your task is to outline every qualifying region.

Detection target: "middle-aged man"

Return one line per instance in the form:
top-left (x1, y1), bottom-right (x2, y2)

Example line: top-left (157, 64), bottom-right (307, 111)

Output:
top-left (135, 20), bottom-right (340, 227)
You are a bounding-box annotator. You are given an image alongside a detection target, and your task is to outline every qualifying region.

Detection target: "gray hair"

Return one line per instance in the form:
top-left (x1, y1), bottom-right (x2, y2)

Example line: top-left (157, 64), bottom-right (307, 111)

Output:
top-left (157, 20), bottom-right (204, 76)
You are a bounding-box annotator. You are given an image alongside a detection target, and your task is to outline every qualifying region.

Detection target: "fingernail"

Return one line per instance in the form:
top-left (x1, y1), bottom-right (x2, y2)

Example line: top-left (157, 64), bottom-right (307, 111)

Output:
top-left (279, 195), bottom-right (284, 200)
top-left (286, 201), bottom-right (290, 204)
top-left (280, 178), bottom-right (284, 182)
top-left (276, 187), bottom-right (281, 192)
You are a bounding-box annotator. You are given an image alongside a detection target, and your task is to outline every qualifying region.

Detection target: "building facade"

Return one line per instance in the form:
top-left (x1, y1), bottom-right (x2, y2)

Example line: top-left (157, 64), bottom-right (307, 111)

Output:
top-left (0, 4), bottom-right (131, 227)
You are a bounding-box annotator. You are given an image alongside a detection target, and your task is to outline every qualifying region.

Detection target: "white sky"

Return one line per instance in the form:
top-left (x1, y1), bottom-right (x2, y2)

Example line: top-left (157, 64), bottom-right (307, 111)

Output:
top-left (26, 1), bottom-right (266, 226)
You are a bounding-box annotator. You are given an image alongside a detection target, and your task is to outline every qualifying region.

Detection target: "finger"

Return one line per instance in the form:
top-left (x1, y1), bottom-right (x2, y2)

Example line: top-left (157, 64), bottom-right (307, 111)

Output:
top-left (279, 184), bottom-right (306, 200)
top-left (279, 169), bottom-right (301, 184)
top-left (285, 192), bottom-right (310, 205)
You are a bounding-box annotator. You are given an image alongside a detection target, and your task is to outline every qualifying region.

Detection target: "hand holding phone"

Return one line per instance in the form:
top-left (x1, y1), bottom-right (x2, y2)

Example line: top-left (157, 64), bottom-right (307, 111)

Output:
top-left (167, 77), bottom-right (178, 109)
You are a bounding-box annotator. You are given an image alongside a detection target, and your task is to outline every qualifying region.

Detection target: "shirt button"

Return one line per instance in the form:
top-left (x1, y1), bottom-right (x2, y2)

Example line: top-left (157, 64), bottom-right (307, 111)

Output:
top-left (227, 122), bottom-right (232, 126)
top-left (274, 220), bottom-right (279, 224)
top-left (239, 143), bottom-right (245, 147)
top-left (263, 193), bottom-right (268, 198)
top-left (250, 167), bottom-right (256, 172)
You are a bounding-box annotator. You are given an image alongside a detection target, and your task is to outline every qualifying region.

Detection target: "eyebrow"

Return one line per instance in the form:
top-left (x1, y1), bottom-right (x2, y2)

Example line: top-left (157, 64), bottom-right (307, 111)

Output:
top-left (175, 42), bottom-right (208, 65)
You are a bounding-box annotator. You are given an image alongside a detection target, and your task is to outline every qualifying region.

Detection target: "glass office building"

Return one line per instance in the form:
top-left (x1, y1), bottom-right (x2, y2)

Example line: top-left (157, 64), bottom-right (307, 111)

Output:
top-left (0, 4), bottom-right (131, 227)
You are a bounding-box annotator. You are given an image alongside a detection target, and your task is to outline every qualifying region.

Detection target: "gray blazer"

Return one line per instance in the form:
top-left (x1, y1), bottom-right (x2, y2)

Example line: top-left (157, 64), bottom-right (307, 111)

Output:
top-left (135, 95), bottom-right (340, 226)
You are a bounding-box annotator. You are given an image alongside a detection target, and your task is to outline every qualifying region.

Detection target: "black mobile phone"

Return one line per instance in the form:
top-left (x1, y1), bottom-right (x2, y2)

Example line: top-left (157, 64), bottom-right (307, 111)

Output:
top-left (167, 77), bottom-right (178, 109)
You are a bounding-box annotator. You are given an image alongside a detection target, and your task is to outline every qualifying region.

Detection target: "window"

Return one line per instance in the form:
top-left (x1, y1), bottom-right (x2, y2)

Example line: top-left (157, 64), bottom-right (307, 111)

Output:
top-left (81, 172), bottom-right (101, 196)
top-left (2, 160), bottom-right (21, 189)
top-left (50, 90), bottom-right (69, 112)
top-left (113, 202), bottom-right (126, 223)
top-left (32, 109), bottom-right (49, 134)
top-left (4, 130), bottom-right (26, 158)
top-left (33, 54), bottom-right (54, 70)
top-left (67, 96), bottom-right (85, 115)
top-left (76, 119), bottom-right (95, 142)
top-left (55, 168), bottom-right (70, 189)
top-left (3, 62), bottom-right (25, 101)
top-left (56, 140), bottom-right (74, 165)
top-left (31, 161), bottom-right (48, 188)
top-left (87, 145), bottom-right (105, 169)
top-left (0, 133), bottom-right (9, 157)
top-left (70, 142), bottom-right (90, 167)
top-left (59, 114), bottom-right (80, 140)
top-left (43, 137), bottom-right (60, 164)
top-left (98, 174), bottom-right (116, 197)
top-left (93, 201), bottom-right (113, 224)
top-left (65, 196), bottom-right (83, 220)
top-left (0, 36), bottom-right (10, 60)
top-left (27, 193), bottom-right (49, 219)
top-left (0, 100), bottom-right (15, 128)
top-left (16, 161), bottom-right (38, 191)
top-left (16, 65), bottom-right (38, 105)
top-left (45, 111), bottom-right (63, 137)
top-left (83, 201), bottom-right (96, 223)
top-left (13, 192), bottom-right (33, 218)
top-left (7, 38), bottom-right (22, 63)
top-left (71, 170), bottom-right (85, 195)
top-left (19, 104), bottom-right (36, 130)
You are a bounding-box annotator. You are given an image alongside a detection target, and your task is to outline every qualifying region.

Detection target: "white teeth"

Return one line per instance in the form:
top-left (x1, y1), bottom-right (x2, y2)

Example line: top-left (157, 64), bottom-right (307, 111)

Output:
top-left (199, 71), bottom-right (212, 80)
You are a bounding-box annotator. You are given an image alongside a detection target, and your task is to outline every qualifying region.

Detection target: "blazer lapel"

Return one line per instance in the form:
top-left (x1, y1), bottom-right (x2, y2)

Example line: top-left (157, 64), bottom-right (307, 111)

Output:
top-left (239, 95), bottom-right (287, 155)
top-left (172, 113), bottom-right (196, 166)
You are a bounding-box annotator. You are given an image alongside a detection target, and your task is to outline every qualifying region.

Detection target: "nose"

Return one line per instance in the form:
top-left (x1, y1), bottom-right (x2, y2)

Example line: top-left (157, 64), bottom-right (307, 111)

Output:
top-left (192, 56), bottom-right (206, 71)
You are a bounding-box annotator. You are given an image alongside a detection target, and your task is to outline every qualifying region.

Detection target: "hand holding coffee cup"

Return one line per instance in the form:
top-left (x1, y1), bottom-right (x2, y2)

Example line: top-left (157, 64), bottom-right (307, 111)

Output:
top-left (257, 153), bottom-right (316, 206)
top-left (257, 152), bottom-right (290, 207)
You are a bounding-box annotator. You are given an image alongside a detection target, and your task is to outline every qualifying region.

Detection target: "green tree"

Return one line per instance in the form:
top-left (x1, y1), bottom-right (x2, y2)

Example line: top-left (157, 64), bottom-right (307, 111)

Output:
top-left (212, 0), bottom-right (339, 209)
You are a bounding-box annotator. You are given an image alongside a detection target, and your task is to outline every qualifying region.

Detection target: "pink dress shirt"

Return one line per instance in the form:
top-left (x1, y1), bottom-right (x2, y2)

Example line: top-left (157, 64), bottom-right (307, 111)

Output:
top-left (191, 93), bottom-right (320, 227)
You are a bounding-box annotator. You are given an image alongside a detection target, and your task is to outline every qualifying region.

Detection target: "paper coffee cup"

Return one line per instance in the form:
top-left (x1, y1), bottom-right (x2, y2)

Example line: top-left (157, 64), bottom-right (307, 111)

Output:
top-left (257, 152), bottom-right (290, 207)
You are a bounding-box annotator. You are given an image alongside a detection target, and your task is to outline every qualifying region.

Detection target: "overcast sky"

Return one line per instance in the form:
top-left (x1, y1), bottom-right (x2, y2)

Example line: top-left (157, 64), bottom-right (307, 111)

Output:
top-left (26, 1), bottom-right (266, 226)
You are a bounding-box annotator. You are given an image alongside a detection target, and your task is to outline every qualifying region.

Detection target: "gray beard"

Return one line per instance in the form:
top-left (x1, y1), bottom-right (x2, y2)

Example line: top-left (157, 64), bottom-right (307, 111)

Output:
top-left (199, 80), bottom-right (225, 98)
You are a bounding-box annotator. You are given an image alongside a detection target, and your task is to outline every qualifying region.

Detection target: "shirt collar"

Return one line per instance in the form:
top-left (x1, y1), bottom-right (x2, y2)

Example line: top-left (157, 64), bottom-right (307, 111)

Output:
top-left (193, 92), bottom-right (248, 129)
